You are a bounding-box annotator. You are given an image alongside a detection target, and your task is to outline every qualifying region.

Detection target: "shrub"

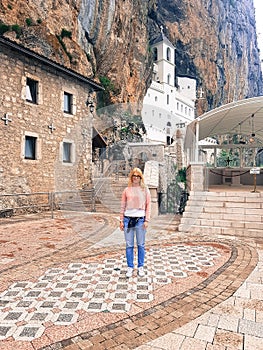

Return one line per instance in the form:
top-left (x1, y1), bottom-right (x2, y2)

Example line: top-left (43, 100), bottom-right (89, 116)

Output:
top-left (61, 28), bottom-right (72, 39)
top-left (11, 24), bottom-right (22, 38)
top-left (0, 23), bottom-right (10, 35)
top-left (25, 18), bottom-right (33, 26)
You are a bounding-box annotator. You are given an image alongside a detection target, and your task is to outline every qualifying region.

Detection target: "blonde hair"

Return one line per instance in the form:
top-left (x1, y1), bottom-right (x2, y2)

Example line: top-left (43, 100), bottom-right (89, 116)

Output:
top-left (128, 167), bottom-right (146, 188)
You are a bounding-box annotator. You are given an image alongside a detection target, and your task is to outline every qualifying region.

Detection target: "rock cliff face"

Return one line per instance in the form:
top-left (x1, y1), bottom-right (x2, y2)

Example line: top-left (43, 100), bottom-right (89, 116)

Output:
top-left (155, 0), bottom-right (263, 114)
top-left (0, 0), bottom-right (262, 115)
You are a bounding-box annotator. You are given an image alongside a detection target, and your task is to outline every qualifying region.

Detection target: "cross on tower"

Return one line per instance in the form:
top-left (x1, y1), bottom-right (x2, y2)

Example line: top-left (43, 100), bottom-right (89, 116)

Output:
top-left (48, 122), bottom-right (56, 133)
top-left (1, 113), bottom-right (12, 125)
top-left (198, 87), bottom-right (205, 99)
top-left (82, 129), bottom-right (88, 138)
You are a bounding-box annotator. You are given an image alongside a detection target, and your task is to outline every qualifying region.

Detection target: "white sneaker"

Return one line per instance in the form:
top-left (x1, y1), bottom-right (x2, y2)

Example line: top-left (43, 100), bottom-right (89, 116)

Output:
top-left (126, 267), bottom-right (133, 278)
top-left (138, 267), bottom-right (145, 277)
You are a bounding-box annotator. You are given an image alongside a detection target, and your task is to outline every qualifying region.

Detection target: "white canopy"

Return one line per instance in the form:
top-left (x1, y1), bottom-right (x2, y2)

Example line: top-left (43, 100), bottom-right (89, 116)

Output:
top-left (185, 96), bottom-right (263, 161)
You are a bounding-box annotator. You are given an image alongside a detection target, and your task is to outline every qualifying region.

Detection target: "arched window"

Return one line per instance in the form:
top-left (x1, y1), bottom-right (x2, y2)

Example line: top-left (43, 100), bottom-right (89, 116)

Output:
top-left (166, 47), bottom-right (171, 61)
top-left (153, 47), bottom-right (158, 61)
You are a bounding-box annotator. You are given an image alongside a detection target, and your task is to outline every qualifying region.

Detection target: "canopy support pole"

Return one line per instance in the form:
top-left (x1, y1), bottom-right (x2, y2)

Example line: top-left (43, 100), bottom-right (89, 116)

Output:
top-left (195, 119), bottom-right (200, 162)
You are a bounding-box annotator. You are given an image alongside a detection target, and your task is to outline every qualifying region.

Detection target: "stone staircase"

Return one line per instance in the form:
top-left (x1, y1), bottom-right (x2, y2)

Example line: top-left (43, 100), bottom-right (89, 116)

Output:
top-left (178, 190), bottom-right (263, 238)
top-left (94, 176), bottom-right (127, 214)
top-left (56, 189), bottom-right (95, 212)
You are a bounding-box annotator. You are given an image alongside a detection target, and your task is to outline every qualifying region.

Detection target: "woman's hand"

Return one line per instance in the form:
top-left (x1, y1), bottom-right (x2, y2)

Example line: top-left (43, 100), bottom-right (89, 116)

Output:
top-left (143, 221), bottom-right (148, 230)
top-left (120, 221), bottom-right (124, 231)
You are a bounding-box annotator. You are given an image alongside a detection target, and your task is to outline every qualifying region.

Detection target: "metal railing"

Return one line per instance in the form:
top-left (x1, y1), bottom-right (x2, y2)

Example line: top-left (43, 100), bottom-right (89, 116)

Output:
top-left (94, 160), bottom-right (132, 199)
top-left (0, 189), bottom-right (95, 220)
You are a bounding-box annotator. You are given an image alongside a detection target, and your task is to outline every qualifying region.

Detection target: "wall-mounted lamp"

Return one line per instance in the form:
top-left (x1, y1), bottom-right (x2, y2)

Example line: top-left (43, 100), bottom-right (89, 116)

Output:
top-left (249, 113), bottom-right (255, 143)
top-left (86, 91), bottom-right (95, 113)
top-left (251, 113), bottom-right (255, 136)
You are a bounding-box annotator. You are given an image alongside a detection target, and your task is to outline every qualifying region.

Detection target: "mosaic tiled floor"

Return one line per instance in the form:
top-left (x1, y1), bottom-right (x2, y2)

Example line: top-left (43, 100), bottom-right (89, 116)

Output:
top-left (0, 244), bottom-right (220, 341)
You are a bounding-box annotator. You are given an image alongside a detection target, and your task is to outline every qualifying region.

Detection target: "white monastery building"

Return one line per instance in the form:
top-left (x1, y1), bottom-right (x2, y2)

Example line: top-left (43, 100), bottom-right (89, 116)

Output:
top-left (142, 30), bottom-right (197, 145)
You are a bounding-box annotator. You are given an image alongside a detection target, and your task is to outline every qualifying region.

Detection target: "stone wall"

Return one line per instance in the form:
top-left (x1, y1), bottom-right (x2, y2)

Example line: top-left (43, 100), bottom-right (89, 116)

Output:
top-left (0, 41), bottom-right (93, 195)
top-left (186, 163), bottom-right (206, 192)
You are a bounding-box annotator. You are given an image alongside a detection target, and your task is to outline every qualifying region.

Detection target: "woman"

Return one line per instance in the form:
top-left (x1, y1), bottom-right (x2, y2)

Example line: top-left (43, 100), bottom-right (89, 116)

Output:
top-left (120, 168), bottom-right (151, 278)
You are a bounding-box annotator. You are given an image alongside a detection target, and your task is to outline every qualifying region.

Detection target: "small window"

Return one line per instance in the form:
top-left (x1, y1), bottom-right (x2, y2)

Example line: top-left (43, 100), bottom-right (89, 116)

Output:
top-left (64, 92), bottom-right (73, 114)
top-left (63, 142), bottom-right (72, 163)
top-left (152, 110), bottom-right (155, 116)
top-left (166, 48), bottom-right (171, 61)
top-left (25, 136), bottom-right (37, 160)
top-left (153, 47), bottom-right (158, 61)
top-left (167, 74), bottom-right (171, 84)
top-left (167, 95), bottom-right (169, 105)
top-left (26, 78), bottom-right (38, 104)
top-left (155, 96), bottom-right (158, 102)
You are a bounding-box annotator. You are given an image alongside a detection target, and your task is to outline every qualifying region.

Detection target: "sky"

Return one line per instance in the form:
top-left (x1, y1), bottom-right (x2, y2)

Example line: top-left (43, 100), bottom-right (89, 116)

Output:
top-left (254, 0), bottom-right (263, 62)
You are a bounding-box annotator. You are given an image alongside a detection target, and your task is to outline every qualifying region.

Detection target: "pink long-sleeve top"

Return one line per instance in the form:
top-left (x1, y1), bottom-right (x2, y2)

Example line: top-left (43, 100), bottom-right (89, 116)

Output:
top-left (120, 186), bottom-right (151, 222)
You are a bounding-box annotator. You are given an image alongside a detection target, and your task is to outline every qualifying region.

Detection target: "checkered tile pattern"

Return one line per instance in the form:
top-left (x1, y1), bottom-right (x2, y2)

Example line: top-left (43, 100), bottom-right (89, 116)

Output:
top-left (0, 245), bottom-right (220, 341)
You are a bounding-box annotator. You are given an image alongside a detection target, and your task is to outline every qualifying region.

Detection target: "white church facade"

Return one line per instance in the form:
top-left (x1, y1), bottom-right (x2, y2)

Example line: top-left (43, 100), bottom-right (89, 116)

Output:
top-left (142, 31), bottom-right (197, 145)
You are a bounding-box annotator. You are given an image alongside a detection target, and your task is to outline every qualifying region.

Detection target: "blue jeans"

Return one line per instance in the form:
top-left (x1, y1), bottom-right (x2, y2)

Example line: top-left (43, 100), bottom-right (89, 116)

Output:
top-left (123, 216), bottom-right (146, 268)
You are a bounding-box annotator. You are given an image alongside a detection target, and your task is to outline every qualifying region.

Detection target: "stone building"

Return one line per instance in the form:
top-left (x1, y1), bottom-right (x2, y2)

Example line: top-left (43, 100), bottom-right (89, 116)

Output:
top-left (0, 37), bottom-right (102, 196)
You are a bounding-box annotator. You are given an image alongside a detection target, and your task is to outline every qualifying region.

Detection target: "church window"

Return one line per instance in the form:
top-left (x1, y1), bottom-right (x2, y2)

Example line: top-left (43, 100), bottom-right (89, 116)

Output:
top-left (63, 142), bottom-right (73, 163)
top-left (166, 47), bottom-right (171, 61)
top-left (167, 74), bottom-right (171, 84)
top-left (26, 78), bottom-right (38, 104)
top-left (167, 95), bottom-right (169, 105)
top-left (25, 135), bottom-right (37, 160)
top-left (153, 47), bottom-right (158, 61)
top-left (155, 96), bottom-right (158, 102)
top-left (64, 92), bottom-right (73, 114)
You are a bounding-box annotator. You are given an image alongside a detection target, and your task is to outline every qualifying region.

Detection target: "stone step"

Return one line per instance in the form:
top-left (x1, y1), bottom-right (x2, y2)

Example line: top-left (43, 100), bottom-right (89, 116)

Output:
top-left (58, 201), bottom-right (95, 212)
top-left (94, 176), bottom-right (126, 214)
top-left (188, 196), bottom-right (263, 206)
top-left (179, 190), bottom-right (263, 238)
top-left (182, 210), bottom-right (262, 220)
top-left (180, 217), bottom-right (263, 230)
top-left (178, 223), bottom-right (263, 238)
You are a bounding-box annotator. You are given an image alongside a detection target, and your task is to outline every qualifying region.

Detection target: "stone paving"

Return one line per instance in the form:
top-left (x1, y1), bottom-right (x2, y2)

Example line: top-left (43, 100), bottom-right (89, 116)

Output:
top-left (0, 211), bottom-right (262, 350)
